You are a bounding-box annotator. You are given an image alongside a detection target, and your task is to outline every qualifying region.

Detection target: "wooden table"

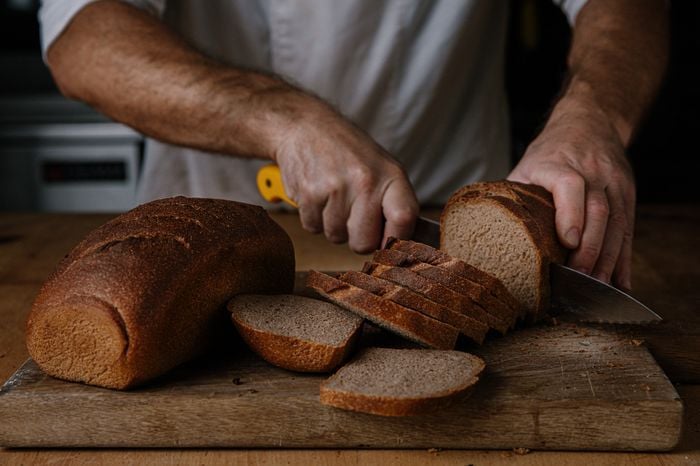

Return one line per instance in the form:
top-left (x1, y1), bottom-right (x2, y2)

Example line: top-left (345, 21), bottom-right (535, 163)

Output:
top-left (0, 204), bottom-right (698, 465)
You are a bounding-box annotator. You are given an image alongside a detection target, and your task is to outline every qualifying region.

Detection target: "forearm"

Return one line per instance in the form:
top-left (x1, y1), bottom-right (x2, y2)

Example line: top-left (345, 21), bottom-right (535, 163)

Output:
top-left (556, 0), bottom-right (669, 147)
top-left (47, 0), bottom-right (317, 159)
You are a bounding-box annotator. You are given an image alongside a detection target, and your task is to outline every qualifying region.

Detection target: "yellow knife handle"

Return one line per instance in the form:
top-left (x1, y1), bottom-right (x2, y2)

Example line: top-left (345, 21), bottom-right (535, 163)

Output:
top-left (256, 164), bottom-right (298, 208)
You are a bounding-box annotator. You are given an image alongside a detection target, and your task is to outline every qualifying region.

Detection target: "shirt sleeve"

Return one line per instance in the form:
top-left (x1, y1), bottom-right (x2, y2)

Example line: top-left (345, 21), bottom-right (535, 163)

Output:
top-left (39, 0), bottom-right (167, 59)
top-left (551, 0), bottom-right (589, 25)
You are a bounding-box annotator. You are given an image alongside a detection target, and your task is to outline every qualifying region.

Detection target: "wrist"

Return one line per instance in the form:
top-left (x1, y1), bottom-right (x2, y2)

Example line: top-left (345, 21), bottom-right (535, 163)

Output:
top-left (555, 77), bottom-right (634, 148)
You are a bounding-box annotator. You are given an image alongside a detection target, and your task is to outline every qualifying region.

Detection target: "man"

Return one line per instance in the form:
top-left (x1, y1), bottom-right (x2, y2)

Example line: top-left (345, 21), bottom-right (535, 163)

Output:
top-left (39, 0), bottom-right (668, 291)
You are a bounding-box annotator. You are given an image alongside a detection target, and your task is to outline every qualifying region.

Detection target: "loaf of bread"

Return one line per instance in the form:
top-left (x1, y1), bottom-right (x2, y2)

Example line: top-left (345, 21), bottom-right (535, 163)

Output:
top-left (440, 180), bottom-right (566, 318)
top-left (228, 294), bottom-right (363, 372)
top-left (26, 197), bottom-right (295, 389)
top-left (320, 347), bottom-right (486, 416)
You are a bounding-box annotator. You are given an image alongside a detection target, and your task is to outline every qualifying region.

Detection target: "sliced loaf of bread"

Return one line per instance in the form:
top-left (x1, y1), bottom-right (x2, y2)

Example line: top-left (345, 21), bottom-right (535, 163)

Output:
top-left (441, 182), bottom-right (566, 318)
top-left (385, 238), bottom-right (523, 317)
top-left (320, 347), bottom-right (486, 416)
top-left (338, 271), bottom-right (488, 344)
top-left (306, 271), bottom-right (459, 350)
top-left (372, 249), bottom-right (519, 327)
top-left (363, 262), bottom-right (510, 334)
top-left (228, 294), bottom-right (363, 372)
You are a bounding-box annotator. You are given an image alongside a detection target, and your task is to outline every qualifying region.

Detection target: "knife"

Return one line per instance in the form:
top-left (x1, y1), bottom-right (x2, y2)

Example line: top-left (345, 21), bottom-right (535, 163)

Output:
top-left (256, 164), bottom-right (661, 324)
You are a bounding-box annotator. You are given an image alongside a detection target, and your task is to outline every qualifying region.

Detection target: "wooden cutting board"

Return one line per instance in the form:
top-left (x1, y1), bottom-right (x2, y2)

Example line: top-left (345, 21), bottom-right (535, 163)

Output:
top-left (0, 276), bottom-right (683, 450)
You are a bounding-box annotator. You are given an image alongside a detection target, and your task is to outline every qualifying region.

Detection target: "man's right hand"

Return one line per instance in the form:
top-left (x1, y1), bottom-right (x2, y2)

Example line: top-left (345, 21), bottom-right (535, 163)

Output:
top-left (272, 98), bottom-right (418, 254)
top-left (47, 0), bottom-right (419, 254)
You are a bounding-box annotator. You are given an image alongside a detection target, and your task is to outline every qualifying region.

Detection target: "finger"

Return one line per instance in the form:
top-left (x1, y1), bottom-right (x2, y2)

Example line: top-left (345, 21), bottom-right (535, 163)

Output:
top-left (567, 188), bottom-right (609, 275)
top-left (322, 187), bottom-right (350, 244)
top-left (346, 194), bottom-right (383, 254)
top-left (381, 178), bottom-right (418, 247)
top-left (591, 184), bottom-right (627, 283)
top-left (526, 170), bottom-right (585, 250)
top-left (297, 189), bottom-right (325, 235)
top-left (612, 190), bottom-right (636, 291)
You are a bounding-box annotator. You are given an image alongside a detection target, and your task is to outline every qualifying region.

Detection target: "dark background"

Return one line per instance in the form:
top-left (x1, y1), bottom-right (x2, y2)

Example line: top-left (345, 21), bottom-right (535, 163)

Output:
top-left (508, 0), bottom-right (700, 203)
top-left (1, 0), bottom-right (698, 204)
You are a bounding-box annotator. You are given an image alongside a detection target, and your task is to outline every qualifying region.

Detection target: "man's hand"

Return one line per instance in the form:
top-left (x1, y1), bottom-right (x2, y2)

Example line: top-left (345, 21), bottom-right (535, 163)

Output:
top-left (46, 0), bottom-right (419, 254)
top-left (273, 99), bottom-right (418, 254)
top-left (509, 0), bottom-right (668, 291)
top-left (508, 94), bottom-right (635, 290)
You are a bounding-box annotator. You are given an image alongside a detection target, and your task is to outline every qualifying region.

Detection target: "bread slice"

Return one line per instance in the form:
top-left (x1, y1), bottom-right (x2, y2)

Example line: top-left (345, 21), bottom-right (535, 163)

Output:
top-left (320, 347), bottom-right (486, 416)
top-left (338, 271), bottom-right (488, 344)
top-left (306, 271), bottom-right (458, 350)
top-left (371, 249), bottom-right (519, 327)
top-left (363, 262), bottom-right (509, 334)
top-left (385, 238), bottom-right (523, 317)
top-left (441, 193), bottom-right (559, 317)
top-left (228, 294), bottom-right (363, 373)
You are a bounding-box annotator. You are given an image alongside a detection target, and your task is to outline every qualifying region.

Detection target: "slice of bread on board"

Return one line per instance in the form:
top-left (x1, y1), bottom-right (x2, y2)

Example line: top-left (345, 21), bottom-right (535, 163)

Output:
top-left (229, 294), bottom-right (363, 373)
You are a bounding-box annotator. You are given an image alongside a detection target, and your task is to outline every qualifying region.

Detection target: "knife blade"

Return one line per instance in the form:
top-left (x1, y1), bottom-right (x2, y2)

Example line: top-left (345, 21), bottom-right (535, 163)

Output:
top-left (257, 164), bottom-right (441, 245)
top-left (256, 164), bottom-right (660, 324)
top-left (550, 263), bottom-right (662, 324)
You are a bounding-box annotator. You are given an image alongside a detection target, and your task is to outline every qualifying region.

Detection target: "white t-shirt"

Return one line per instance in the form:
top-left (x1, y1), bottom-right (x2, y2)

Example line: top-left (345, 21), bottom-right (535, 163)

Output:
top-left (40, 0), bottom-right (585, 207)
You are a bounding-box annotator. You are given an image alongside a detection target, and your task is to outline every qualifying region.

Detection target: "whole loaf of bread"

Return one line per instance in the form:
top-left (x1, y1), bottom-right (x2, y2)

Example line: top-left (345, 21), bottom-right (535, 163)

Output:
top-left (26, 197), bottom-right (295, 389)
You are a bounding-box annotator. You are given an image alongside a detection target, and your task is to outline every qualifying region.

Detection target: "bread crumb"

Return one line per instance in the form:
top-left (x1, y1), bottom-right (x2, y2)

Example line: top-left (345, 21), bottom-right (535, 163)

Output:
top-left (513, 447), bottom-right (530, 455)
top-left (641, 383), bottom-right (653, 392)
top-left (631, 339), bottom-right (644, 346)
top-left (427, 447), bottom-right (441, 454)
top-left (232, 377), bottom-right (243, 385)
top-left (580, 340), bottom-right (591, 346)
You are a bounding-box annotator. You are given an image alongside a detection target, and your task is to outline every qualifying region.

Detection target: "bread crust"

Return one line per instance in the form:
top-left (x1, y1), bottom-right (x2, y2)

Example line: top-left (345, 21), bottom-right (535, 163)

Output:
top-left (26, 197), bottom-right (295, 389)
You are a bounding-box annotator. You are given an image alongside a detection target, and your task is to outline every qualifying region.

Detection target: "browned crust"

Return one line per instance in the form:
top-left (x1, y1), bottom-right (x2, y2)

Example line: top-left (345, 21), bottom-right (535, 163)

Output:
top-left (362, 262), bottom-right (509, 334)
top-left (305, 271), bottom-right (458, 350)
top-left (385, 238), bottom-right (524, 317)
top-left (26, 197), bottom-right (296, 389)
top-left (372, 249), bottom-right (519, 326)
top-left (339, 271), bottom-right (487, 344)
top-left (230, 314), bottom-right (361, 373)
top-left (319, 380), bottom-right (479, 417)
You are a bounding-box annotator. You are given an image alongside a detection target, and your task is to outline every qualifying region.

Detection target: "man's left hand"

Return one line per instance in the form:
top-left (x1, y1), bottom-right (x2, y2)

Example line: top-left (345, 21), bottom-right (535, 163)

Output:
top-left (508, 95), bottom-right (635, 291)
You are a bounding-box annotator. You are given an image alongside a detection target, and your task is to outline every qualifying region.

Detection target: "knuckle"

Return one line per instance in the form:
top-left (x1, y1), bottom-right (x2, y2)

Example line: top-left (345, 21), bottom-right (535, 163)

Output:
top-left (588, 198), bottom-right (609, 218)
top-left (354, 168), bottom-right (377, 193)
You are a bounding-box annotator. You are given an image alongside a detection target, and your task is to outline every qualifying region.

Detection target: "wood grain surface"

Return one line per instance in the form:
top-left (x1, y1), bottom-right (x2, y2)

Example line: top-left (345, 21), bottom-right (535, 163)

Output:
top-left (0, 320), bottom-right (683, 450)
top-left (0, 205), bottom-right (698, 464)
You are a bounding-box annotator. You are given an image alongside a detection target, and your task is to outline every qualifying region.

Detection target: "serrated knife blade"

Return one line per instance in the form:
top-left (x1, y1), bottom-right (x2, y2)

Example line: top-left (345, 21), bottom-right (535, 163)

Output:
top-left (550, 263), bottom-right (662, 324)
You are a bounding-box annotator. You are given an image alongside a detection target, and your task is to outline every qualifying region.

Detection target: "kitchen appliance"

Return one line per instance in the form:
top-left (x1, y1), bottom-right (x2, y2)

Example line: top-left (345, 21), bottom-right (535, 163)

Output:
top-left (0, 95), bottom-right (143, 212)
